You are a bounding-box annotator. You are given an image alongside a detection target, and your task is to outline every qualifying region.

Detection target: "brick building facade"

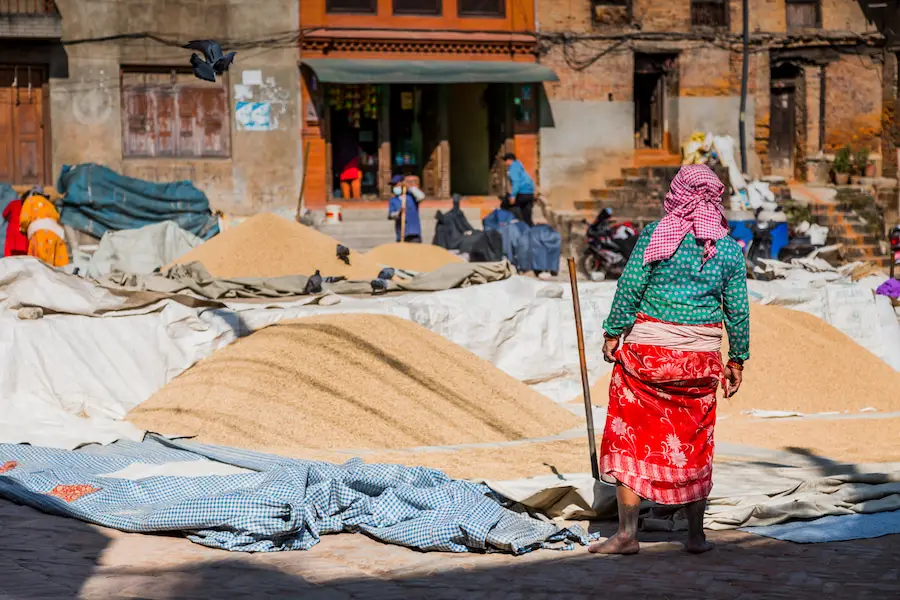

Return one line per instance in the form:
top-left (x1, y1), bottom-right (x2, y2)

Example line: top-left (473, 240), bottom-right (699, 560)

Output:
top-left (536, 0), bottom-right (900, 212)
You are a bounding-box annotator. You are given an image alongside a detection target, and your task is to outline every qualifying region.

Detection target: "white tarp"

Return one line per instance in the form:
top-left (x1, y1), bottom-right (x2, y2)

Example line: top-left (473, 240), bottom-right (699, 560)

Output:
top-left (0, 257), bottom-right (897, 449)
top-left (74, 221), bottom-right (202, 280)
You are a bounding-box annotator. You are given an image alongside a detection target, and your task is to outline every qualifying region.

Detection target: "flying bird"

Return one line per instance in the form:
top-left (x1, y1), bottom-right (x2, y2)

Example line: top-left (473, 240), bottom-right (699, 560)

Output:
top-left (184, 39), bottom-right (236, 82)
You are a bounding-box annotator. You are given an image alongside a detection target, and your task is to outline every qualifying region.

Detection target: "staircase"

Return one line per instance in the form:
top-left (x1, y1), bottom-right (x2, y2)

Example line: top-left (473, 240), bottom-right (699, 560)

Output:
top-left (317, 205), bottom-right (485, 252)
top-left (810, 194), bottom-right (890, 268)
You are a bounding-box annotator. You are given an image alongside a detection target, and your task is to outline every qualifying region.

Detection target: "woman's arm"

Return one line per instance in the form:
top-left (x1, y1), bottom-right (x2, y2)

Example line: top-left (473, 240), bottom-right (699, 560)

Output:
top-left (722, 259), bottom-right (750, 362)
top-left (603, 227), bottom-right (654, 337)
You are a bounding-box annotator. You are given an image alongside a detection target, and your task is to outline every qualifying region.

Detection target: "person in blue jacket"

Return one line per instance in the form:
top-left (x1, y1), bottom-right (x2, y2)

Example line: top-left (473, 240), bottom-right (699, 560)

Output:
top-left (504, 152), bottom-right (536, 226)
top-left (387, 175), bottom-right (423, 243)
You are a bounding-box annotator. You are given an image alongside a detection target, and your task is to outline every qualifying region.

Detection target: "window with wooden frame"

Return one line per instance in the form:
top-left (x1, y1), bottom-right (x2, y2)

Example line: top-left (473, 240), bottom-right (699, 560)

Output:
top-left (691, 0), bottom-right (729, 30)
top-left (786, 0), bottom-right (820, 31)
top-left (325, 0), bottom-right (377, 14)
top-left (393, 0), bottom-right (441, 15)
top-left (591, 0), bottom-right (631, 25)
top-left (458, 0), bottom-right (505, 18)
top-left (121, 71), bottom-right (230, 159)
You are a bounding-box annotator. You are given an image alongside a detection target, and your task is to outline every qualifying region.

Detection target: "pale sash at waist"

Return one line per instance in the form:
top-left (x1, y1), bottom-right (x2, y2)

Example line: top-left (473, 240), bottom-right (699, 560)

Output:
top-left (624, 320), bottom-right (722, 352)
top-left (27, 218), bottom-right (65, 240)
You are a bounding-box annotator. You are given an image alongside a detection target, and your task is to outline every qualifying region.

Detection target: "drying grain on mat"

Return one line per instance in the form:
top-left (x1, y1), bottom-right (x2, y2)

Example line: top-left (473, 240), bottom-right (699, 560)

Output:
top-left (366, 243), bottom-right (464, 273)
top-left (169, 213), bottom-right (383, 280)
top-left (577, 303), bottom-right (900, 414)
top-left (128, 314), bottom-right (579, 451)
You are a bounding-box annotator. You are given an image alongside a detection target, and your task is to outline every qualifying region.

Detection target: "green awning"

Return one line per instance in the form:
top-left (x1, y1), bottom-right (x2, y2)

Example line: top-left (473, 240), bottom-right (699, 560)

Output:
top-left (301, 58), bottom-right (558, 84)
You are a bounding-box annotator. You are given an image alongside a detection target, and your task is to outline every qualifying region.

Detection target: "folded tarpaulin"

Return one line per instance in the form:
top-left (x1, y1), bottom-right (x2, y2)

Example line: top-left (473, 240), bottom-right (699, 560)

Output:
top-left (101, 260), bottom-right (516, 299)
top-left (57, 164), bottom-right (220, 240)
top-left (0, 435), bottom-right (588, 554)
top-left (79, 221), bottom-right (203, 280)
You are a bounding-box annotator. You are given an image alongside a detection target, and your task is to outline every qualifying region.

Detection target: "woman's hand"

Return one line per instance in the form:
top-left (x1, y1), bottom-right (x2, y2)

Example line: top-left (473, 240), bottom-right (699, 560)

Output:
top-left (603, 337), bottom-right (619, 363)
top-left (722, 365), bottom-right (743, 398)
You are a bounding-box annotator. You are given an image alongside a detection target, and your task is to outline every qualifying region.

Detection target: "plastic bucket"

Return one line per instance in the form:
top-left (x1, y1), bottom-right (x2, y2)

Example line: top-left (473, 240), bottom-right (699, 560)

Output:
top-left (325, 204), bottom-right (342, 225)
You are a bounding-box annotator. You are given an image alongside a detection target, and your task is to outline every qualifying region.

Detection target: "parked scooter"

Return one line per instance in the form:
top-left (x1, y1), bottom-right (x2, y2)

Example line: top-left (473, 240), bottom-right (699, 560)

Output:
top-left (579, 207), bottom-right (639, 280)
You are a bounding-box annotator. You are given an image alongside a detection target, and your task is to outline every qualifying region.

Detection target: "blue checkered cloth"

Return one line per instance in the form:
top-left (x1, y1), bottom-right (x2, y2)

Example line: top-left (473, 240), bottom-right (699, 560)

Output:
top-left (0, 435), bottom-right (587, 554)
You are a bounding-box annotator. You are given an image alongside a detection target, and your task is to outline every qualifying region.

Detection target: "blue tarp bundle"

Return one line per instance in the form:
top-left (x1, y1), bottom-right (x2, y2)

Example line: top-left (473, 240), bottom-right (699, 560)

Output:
top-left (529, 225), bottom-right (562, 273)
top-left (483, 209), bottom-right (561, 273)
top-left (0, 435), bottom-right (587, 554)
top-left (56, 164), bottom-right (220, 240)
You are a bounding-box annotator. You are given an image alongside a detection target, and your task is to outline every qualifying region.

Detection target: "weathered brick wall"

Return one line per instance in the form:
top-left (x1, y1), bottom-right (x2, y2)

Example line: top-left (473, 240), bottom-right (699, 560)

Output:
top-left (882, 52), bottom-right (899, 179)
top-left (681, 47), bottom-right (737, 97)
top-left (824, 54), bottom-right (883, 153)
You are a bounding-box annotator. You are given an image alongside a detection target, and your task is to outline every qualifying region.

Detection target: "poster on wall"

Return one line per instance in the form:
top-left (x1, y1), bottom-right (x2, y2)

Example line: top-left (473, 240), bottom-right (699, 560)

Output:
top-left (235, 101), bottom-right (273, 131)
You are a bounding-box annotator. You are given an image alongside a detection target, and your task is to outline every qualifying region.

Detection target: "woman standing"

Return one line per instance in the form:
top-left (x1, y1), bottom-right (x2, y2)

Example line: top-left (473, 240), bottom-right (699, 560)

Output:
top-left (18, 186), bottom-right (69, 267)
top-left (591, 164), bottom-right (749, 555)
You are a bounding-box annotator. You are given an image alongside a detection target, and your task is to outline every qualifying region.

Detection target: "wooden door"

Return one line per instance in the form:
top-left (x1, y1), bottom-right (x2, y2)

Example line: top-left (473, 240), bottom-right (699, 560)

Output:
top-left (0, 67), bottom-right (46, 185)
top-left (769, 84), bottom-right (796, 174)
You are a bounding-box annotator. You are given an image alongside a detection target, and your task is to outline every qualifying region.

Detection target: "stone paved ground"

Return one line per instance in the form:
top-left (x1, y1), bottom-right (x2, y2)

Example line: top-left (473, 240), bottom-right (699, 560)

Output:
top-left (1, 499), bottom-right (898, 600)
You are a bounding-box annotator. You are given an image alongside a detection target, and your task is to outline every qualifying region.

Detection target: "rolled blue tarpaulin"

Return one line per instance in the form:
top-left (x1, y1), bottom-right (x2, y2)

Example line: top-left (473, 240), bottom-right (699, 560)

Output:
top-left (57, 164), bottom-right (220, 240)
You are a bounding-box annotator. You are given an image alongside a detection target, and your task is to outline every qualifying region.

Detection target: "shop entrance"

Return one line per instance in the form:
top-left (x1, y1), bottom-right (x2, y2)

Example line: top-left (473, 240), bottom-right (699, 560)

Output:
top-left (448, 84), bottom-right (490, 196)
top-left (328, 84), bottom-right (380, 200)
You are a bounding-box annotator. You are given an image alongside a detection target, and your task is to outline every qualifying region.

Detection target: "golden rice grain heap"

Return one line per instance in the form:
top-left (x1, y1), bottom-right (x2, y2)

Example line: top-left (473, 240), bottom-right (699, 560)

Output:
top-left (366, 242), bottom-right (464, 273)
top-left (170, 213), bottom-right (383, 280)
top-left (578, 303), bottom-right (900, 415)
top-left (128, 314), bottom-right (579, 452)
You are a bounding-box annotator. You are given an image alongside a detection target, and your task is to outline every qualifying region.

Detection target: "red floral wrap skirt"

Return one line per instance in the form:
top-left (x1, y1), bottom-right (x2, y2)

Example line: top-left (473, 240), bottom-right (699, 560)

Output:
top-left (599, 314), bottom-right (724, 505)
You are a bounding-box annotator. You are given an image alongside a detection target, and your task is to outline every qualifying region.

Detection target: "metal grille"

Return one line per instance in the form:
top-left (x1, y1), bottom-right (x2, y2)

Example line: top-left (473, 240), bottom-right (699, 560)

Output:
top-left (326, 0), bottom-right (377, 13)
top-left (690, 0), bottom-right (728, 29)
top-left (394, 0), bottom-right (441, 15)
top-left (458, 0), bottom-right (506, 17)
top-left (0, 0), bottom-right (56, 13)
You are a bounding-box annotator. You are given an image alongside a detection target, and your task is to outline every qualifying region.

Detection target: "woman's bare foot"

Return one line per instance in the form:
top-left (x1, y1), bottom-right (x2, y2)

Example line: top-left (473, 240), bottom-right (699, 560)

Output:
top-left (588, 534), bottom-right (640, 555)
top-left (685, 537), bottom-right (715, 554)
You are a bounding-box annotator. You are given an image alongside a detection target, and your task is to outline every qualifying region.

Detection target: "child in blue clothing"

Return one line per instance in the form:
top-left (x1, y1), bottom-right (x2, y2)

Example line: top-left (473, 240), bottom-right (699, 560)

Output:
top-left (387, 175), bottom-right (423, 243)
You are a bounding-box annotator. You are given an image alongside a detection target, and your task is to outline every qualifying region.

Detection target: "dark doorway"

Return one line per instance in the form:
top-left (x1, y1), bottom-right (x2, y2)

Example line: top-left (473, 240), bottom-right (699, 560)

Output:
top-left (769, 63), bottom-right (801, 177)
top-left (485, 83), bottom-right (511, 196)
top-left (634, 54), bottom-right (676, 150)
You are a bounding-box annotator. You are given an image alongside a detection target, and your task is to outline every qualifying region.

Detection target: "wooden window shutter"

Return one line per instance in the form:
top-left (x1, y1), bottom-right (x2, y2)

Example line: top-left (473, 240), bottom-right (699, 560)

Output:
top-left (197, 87), bottom-right (229, 157)
top-left (122, 87), bottom-right (155, 157)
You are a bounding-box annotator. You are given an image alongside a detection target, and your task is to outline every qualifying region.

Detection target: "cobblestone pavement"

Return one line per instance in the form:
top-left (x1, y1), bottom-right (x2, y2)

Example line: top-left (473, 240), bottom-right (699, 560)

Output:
top-left (1, 500), bottom-right (898, 599)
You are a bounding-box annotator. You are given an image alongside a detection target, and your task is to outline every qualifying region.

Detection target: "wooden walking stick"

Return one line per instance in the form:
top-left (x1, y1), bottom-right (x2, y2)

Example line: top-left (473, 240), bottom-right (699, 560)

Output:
top-left (567, 257), bottom-right (601, 480)
top-left (295, 141), bottom-right (311, 222)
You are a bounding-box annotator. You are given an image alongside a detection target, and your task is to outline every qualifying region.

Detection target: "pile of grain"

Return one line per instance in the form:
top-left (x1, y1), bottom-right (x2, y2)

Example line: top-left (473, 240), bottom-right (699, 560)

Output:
top-left (170, 213), bottom-right (383, 279)
top-left (365, 243), bottom-right (464, 273)
top-left (578, 303), bottom-right (900, 415)
top-left (128, 314), bottom-right (579, 451)
top-left (715, 416), bottom-right (900, 464)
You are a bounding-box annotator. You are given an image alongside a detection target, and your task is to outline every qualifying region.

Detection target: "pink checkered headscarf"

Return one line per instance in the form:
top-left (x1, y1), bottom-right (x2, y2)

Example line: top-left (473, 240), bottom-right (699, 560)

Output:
top-left (643, 164), bottom-right (728, 266)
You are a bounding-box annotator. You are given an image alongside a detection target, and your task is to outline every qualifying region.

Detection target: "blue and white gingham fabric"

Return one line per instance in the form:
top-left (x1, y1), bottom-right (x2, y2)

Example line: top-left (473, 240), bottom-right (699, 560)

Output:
top-left (0, 435), bottom-right (587, 554)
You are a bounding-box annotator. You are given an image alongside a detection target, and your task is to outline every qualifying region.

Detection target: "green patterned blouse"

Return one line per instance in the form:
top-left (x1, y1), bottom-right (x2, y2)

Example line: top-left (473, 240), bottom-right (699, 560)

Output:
top-left (603, 222), bottom-right (751, 362)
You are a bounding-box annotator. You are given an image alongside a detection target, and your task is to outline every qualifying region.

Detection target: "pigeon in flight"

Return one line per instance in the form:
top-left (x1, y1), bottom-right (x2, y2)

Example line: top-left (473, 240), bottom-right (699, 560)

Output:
top-left (184, 40), bottom-right (236, 82)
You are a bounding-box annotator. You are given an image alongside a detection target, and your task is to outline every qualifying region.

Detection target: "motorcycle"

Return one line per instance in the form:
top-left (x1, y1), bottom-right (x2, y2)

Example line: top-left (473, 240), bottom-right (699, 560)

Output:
top-left (579, 207), bottom-right (639, 280)
top-left (890, 224), bottom-right (900, 280)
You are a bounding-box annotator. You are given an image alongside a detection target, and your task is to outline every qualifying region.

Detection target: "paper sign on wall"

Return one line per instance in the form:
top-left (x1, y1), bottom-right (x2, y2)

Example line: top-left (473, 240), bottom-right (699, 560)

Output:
top-left (241, 70), bottom-right (263, 86)
top-left (235, 101), bottom-right (273, 131)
